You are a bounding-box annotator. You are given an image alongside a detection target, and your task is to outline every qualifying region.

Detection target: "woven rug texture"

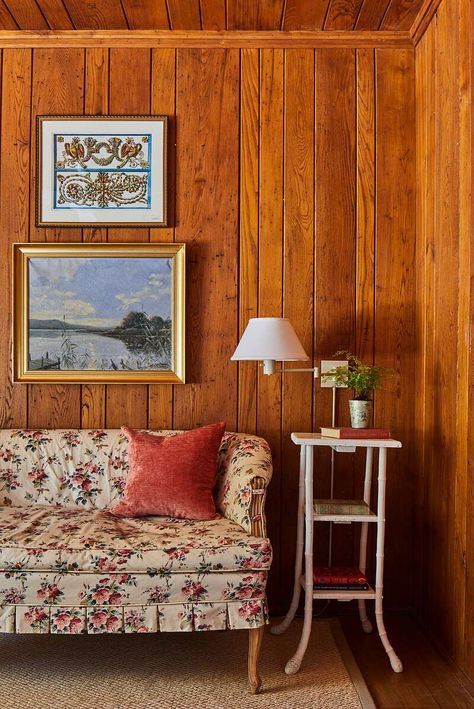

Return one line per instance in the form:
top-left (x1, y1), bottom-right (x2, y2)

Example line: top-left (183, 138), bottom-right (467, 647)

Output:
top-left (0, 618), bottom-right (374, 708)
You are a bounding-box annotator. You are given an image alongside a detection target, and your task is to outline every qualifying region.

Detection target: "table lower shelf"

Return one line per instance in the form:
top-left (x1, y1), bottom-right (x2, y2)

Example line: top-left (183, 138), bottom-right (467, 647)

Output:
top-left (300, 576), bottom-right (377, 600)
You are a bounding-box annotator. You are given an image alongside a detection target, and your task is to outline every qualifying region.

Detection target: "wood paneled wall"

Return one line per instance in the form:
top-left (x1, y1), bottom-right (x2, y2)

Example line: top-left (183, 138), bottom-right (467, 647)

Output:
top-left (415, 0), bottom-right (474, 682)
top-left (0, 45), bottom-right (416, 611)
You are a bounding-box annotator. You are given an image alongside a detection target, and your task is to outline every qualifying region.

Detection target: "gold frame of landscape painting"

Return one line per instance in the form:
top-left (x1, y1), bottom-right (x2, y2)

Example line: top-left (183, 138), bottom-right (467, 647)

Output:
top-left (36, 115), bottom-right (167, 227)
top-left (13, 243), bottom-right (185, 383)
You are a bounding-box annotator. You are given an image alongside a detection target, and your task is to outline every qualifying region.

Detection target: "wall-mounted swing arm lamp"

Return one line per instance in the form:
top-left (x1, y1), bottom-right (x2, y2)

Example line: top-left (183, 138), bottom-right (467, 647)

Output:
top-left (231, 317), bottom-right (319, 378)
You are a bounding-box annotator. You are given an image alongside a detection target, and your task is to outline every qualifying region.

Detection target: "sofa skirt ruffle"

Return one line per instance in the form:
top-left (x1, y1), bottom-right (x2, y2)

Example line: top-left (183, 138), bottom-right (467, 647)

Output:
top-left (0, 600), bottom-right (269, 634)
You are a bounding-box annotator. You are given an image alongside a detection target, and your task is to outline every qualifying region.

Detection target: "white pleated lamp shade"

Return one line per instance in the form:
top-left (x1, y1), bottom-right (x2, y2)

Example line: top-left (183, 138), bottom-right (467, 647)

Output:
top-left (231, 318), bottom-right (308, 362)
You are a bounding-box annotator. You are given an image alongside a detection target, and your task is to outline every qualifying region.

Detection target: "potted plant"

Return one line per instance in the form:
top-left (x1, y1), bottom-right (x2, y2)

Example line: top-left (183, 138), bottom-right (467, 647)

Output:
top-left (322, 352), bottom-right (394, 428)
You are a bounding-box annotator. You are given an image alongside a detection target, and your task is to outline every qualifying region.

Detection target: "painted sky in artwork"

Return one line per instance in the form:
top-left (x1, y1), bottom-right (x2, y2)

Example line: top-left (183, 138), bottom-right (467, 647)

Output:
top-left (29, 257), bottom-right (172, 328)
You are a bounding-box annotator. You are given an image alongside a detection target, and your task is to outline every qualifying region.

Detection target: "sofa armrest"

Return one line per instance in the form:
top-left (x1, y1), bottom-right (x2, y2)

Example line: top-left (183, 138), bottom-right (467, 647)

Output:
top-left (215, 433), bottom-right (273, 536)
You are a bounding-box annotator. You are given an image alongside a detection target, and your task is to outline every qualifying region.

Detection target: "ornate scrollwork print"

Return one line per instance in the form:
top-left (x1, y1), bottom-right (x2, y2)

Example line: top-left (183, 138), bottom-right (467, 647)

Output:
top-left (57, 172), bottom-right (149, 208)
top-left (56, 136), bottom-right (149, 170)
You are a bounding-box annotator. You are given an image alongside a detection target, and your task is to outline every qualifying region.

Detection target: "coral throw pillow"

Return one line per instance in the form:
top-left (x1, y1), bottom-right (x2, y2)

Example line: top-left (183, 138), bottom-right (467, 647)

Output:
top-left (110, 423), bottom-right (226, 520)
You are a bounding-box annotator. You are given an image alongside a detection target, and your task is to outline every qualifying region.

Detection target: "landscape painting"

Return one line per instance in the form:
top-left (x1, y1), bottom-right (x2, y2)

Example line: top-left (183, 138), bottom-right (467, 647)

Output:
top-left (13, 244), bottom-right (185, 383)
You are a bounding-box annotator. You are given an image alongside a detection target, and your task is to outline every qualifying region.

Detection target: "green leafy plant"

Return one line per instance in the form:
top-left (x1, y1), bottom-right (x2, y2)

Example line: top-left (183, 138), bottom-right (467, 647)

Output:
top-left (322, 351), bottom-right (394, 401)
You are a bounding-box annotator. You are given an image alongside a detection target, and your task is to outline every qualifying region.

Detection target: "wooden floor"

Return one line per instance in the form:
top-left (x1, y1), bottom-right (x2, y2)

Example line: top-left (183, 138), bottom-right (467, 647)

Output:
top-left (337, 611), bottom-right (474, 708)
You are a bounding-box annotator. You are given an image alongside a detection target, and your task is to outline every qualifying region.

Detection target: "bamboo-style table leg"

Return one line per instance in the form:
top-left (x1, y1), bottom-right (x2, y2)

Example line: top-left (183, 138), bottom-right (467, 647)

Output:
top-left (271, 445), bottom-right (306, 637)
top-left (358, 447), bottom-right (373, 634)
top-left (284, 445), bottom-right (314, 675)
top-left (374, 447), bottom-right (403, 672)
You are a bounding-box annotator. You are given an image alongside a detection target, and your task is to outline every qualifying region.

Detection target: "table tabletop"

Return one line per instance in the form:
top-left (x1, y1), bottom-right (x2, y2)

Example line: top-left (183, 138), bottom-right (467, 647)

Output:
top-left (291, 432), bottom-right (402, 448)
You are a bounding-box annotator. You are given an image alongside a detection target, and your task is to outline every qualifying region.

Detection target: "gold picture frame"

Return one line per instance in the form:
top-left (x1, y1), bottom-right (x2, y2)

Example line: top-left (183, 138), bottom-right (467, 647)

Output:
top-left (13, 243), bottom-right (185, 383)
top-left (36, 115), bottom-right (168, 227)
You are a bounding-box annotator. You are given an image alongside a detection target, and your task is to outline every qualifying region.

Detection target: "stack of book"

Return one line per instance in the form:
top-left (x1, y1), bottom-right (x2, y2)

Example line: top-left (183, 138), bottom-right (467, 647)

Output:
top-left (313, 566), bottom-right (369, 591)
top-left (320, 427), bottom-right (391, 439)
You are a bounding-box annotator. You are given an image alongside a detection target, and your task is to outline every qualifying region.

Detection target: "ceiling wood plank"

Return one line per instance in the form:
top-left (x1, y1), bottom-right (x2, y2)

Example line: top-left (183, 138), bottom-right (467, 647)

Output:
top-left (0, 0), bottom-right (18, 29)
top-left (282, 0), bottom-right (330, 30)
top-left (324, 0), bottom-right (364, 30)
top-left (0, 29), bottom-right (414, 48)
top-left (227, 0), bottom-right (258, 29)
top-left (3, 0), bottom-right (48, 29)
top-left (381, 0), bottom-right (424, 30)
top-left (227, 0), bottom-right (283, 30)
top-left (121, 0), bottom-right (170, 29)
top-left (35, 0), bottom-right (74, 29)
top-left (355, 0), bottom-right (391, 30)
top-left (256, 0), bottom-right (283, 29)
top-left (63, 0), bottom-right (128, 29)
top-left (167, 0), bottom-right (201, 29)
top-left (200, 0), bottom-right (225, 30)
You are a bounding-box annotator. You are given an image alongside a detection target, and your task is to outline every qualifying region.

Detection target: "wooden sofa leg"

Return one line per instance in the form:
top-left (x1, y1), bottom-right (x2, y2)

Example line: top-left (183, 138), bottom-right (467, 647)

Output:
top-left (248, 626), bottom-right (264, 694)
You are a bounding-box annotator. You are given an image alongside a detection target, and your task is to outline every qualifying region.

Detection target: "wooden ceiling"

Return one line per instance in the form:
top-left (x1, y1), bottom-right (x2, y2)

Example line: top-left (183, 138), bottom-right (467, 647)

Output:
top-left (0, 0), bottom-right (431, 32)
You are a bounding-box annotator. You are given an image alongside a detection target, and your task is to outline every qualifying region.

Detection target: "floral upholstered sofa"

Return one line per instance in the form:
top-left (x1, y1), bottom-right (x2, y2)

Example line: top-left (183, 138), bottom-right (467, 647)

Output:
top-left (0, 428), bottom-right (273, 693)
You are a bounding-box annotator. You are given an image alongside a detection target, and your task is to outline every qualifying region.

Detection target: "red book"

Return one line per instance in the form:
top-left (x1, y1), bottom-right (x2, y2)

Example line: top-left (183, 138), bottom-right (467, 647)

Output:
top-left (313, 566), bottom-right (368, 586)
top-left (320, 427), bottom-right (391, 439)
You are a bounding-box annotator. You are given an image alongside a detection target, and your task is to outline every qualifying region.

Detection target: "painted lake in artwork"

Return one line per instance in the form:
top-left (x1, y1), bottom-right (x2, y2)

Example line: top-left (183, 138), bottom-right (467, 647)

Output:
top-left (28, 257), bottom-right (173, 371)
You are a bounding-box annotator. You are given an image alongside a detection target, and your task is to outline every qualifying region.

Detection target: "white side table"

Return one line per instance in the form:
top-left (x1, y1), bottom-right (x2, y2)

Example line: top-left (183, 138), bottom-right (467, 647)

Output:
top-left (271, 433), bottom-right (403, 675)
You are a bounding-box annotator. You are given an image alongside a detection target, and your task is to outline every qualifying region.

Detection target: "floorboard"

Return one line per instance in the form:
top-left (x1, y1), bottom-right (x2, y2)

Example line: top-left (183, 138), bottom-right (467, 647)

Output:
top-left (338, 611), bottom-right (474, 708)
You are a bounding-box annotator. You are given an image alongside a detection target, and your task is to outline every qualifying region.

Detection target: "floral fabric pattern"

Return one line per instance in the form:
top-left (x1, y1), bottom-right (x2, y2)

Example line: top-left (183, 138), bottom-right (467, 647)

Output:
top-left (0, 601), bottom-right (268, 634)
top-left (0, 430), bottom-right (273, 534)
top-left (0, 428), bottom-right (273, 634)
top-left (215, 433), bottom-right (272, 533)
top-left (0, 568), bottom-right (267, 608)
top-left (0, 506), bottom-right (272, 574)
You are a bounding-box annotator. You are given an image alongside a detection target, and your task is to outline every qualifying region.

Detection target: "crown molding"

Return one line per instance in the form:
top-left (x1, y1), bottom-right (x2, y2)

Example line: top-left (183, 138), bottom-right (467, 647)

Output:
top-left (0, 29), bottom-right (414, 49)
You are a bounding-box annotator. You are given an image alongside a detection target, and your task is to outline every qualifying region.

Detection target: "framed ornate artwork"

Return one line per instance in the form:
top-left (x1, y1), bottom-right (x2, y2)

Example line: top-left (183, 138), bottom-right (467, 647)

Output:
top-left (13, 243), bottom-right (185, 383)
top-left (36, 115), bottom-right (167, 227)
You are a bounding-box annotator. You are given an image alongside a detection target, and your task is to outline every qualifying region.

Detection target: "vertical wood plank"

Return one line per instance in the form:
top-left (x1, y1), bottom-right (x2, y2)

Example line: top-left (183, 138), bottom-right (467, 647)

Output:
top-left (81, 47), bottom-right (109, 429)
top-left (148, 47), bottom-right (176, 431)
top-left (431, 0), bottom-right (463, 662)
top-left (461, 0), bottom-right (474, 681)
top-left (257, 48), bottom-right (284, 606)
top-left (238, 48), bottom-right (259, 435)
top-left (280, 48), bottom-right (315, 603)
top-left (105, 48), bottom-right (151, 430)
top-left (414, 27), bottom-right (429, 619)
top-left (314, 48), bottom-right (357, 570)
top-left (356, 48), bottom-right (375, 364)
top-left (453, 0), bottom-right (470, 670)
top-left (0, 49), bottom-right (30, 428)
top-left (375, 47), bottom-right (416, 607)
top-left (28, 48), bottom-right (84, 430)
top-left (173, 49), bottom-right (239, 430)
top-left (354, 47), bottom-right (376, 571)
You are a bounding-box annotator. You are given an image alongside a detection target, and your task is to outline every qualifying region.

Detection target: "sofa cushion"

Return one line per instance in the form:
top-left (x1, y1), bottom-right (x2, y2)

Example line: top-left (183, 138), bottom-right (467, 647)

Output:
top-left (110, 423), bottom-right (225, 520)
top-left (0, 506), bottom-right (272, 575)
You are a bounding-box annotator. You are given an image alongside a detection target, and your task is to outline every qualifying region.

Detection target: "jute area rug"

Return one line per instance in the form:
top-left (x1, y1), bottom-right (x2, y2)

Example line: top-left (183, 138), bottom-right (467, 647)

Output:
top-left (0, 618), bottom-right (375, 709)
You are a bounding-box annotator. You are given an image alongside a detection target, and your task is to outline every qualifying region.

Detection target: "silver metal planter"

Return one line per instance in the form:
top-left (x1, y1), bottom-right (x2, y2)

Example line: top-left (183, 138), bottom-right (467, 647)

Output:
top-left (349, 399), bottom-right (373, 428)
